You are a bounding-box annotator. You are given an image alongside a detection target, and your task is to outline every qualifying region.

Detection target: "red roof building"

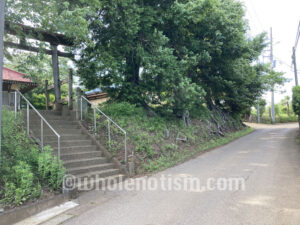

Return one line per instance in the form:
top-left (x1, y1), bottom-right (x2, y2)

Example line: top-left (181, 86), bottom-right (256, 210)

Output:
top-left (3, 67), bottom-right (35, 84)
top-left (3, 67), bottom-right (37, 93)
top-left (2, 67), bottom-right (37, 106)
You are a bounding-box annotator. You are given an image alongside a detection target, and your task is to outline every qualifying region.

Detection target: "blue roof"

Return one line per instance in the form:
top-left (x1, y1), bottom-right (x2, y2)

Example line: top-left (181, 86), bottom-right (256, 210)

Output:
top-left (85, 88), bottom-right (102, 95)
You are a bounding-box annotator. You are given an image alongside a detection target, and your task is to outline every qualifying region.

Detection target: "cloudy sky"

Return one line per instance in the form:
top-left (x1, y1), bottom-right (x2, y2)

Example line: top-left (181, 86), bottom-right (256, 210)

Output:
top-left (241, 0), bottom-right (300, 104)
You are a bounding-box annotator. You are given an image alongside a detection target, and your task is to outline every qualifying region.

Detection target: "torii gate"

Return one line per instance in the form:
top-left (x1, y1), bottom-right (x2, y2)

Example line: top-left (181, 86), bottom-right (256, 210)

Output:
top-left (4, 21), bottom-right (74, 110)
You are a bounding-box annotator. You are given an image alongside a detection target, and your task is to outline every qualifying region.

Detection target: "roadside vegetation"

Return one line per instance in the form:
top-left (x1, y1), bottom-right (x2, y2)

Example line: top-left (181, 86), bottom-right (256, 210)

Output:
top-left (82, 102), bottom-right (252, 174)
top-left (249, 97), bottom-right (298, 124)
top-left (292, 86), bottom-right (300, 126)
top-left (0, 109), bottom-right (65, 208)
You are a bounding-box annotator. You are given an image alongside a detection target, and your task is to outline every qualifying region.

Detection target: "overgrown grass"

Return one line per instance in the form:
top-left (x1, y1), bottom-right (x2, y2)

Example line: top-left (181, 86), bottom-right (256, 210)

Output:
top-left (0, 109), bottom-right (65, 207)
top-left (144, 127), bottom-right (253, 173)
top-left (249, 114), bottom-right (298, 124)
top-left (83, 102), bottom-right (247, 174)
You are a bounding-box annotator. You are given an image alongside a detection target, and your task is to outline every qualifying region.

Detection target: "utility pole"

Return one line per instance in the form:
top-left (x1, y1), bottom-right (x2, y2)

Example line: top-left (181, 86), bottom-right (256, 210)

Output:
top-left (257, 103), bottom-right (260, 123)
top-left (292, 47), bottom-right (298, 86)
top-left (270, 27), bottom-right (276, 124)
top-left (0, 0), bottom-right (6, 163)
top-left (292, 21), bottom-right (300, 86)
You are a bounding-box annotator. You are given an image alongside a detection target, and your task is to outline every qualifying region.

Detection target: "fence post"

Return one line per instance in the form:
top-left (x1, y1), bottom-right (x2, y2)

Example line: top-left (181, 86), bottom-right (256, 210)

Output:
top-left (26, 103), bottom-right (29, 135)
top-left (14, 91), bottom-right (17, 118)
top-left (108, 120), bottom-right (111, 146)
top-left (75, 87), bottom-right (82, 120)
top-left (80, 97), bottom-right (83, 120)
top-left (45, 80), bottom-right (49, 110)
top-left (58, 136), bottom-right (61, 160)
top-left (124, 132), bottom-right (127, 164)
top-left (68, 69), bottom-right (73, 110)
top-left (41, 119), bottom-right (44, 150)
top-left (94, 107), bottom-right (97, 134)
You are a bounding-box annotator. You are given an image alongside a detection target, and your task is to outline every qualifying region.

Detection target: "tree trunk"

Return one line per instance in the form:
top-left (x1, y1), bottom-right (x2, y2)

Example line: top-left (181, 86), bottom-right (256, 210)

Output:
top-left (118, 52), bottom-right (141, 103)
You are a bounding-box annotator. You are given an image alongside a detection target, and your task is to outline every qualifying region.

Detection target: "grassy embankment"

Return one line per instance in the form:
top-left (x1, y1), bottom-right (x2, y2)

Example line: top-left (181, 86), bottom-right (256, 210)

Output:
top-left (0, 109), bottom-right (65, 208)
top-left (84, 102), bottom-right (253, 174)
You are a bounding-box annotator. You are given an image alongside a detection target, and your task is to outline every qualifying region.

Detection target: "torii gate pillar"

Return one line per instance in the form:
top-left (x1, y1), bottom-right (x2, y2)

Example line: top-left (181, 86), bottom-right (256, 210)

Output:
top-left (51, 44), bottom-right (62, 111)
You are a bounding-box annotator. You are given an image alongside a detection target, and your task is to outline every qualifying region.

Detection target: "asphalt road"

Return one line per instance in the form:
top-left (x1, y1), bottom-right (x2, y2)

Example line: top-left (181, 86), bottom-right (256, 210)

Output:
top-left (57, 123), bottom-right (300, 225)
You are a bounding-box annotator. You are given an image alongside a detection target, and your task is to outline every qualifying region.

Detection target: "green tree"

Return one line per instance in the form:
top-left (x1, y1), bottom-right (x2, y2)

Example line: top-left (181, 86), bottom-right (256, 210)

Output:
top-left (279, 96), bottom-right (291, 116)
top-left (162, 0), bottom-right (268, 114)
top-left (77, 0), bottom-right (206, 116)
top-left (292, 86), bottom-right (300, 127)
top-left (5, 0), bottom-right (98, 45)
top-left (77, 0), bottom-right (268, 116)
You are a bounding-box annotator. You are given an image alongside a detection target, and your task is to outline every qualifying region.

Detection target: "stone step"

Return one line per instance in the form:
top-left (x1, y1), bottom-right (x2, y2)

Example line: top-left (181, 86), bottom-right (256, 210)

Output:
top-left (30, 120), bottom-right (78, 125)
top-left (55, 145), bottom-right (98, 153)
top-left (43, 134), bottom-right (88, 142)
top-left (23, 110), bottom-right (61, 117)
top-left (61, 151), bottom-right (102, 161)
top-left (23, 110), bottom-right (125, 190)
top-left (32, 128), bottom-right (82, 136)
top-left (45, 140), bottom-right (93, 148)
top-left (76, 174), bottom-right (125, 191)
top-left (31, 124), bottom-right (80, 130)
top-left (27, 114), bottom-right (74, 121)
top-left (76, 168), bottom-right (120, 180)
top-left (36, 110), bottom-right (62, 116)
top-left (67, 163), bottom-right (116, 175)
top-left (63, 157), bottom-right (107, 169)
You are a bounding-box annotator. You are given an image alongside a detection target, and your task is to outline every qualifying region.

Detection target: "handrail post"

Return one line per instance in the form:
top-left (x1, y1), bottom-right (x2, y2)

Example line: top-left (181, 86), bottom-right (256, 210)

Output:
top-left (58, 136), bottom-right (61, 160)
top-left (14, 91), bottom-right (17, 118)
top-left (80, 97), bottom-right (83, 120)
top-left (41, 119), bottom-right (44, 151)
top-left (26, 103), bottom-right (29, 135)
top-left (124, 132), bottom-right (127, 164)
top-left (108, 120), bottom-right (111, 146)
top-left (93, 107), bottom-right (97, 134)
top-left (16, 90), bottom-right (60, 158)
top-left (81, 96), bottom-right (128, 167)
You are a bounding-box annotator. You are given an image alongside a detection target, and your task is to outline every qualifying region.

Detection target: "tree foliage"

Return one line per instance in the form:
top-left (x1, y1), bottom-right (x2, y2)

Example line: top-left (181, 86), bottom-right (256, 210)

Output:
top-left (76, 0), bottom-right (269, 116)
top-left (292, 86), bottom-right (300, 117)
top-left (5, 0), bottom-right (276, 117)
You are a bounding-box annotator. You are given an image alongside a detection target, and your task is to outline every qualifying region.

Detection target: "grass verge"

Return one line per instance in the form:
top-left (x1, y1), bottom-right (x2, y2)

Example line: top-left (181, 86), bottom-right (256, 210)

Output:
top-left (82, 102), bottom-right (252, 175)
top-left (143, 127), bottom-right (253, 173)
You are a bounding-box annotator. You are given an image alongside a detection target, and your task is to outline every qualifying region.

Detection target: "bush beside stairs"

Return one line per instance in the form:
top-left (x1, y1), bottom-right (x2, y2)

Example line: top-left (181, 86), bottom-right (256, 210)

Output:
top-left (28, 110), bottom-right (126, 192)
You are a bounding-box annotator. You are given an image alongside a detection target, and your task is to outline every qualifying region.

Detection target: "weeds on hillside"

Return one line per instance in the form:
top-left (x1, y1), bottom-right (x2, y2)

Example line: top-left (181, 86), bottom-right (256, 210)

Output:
top-left (0, 109), bottom-right (65, 207)
top-left (81, 102), bottom-right (248, 174)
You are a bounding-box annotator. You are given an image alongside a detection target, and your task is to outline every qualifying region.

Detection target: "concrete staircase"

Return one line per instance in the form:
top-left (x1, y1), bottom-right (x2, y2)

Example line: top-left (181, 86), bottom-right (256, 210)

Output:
top-left (28, 110), bottom-right (125, 191)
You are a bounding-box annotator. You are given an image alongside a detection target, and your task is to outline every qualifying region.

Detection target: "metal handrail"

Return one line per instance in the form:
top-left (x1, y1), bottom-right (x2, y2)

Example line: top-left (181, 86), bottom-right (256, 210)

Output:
top-left (80, 96), bottom-right (128, 164)
top-left (14, 90), bottom-right (61, 159)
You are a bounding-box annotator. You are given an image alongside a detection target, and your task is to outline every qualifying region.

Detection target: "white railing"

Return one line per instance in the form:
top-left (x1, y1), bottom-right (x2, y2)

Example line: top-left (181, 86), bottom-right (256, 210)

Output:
top-left (80, 96), bottom-right (128, 164)
top-left (14, 90), bottom-right (61, 159)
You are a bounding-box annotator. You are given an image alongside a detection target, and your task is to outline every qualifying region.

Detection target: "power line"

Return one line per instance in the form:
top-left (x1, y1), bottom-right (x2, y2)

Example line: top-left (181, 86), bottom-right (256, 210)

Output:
top-left (248, 0), bottom-right (264, 32)
top-left (295, 21), bottom-right (300, 50)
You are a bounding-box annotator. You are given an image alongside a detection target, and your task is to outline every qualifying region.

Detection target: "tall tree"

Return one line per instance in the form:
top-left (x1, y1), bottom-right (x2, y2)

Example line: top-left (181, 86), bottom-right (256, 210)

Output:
top-left (163, 0), bottom-right (268, 114)
top-left (78, 0), bottom-right (205, 115)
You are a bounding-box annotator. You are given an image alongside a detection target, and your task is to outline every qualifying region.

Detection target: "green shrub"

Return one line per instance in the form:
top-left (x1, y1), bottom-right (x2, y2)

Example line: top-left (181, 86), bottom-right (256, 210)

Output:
top-left (0, 109), bottom-right (65, 206)
top-left (27, 93), bottom-right (55, 109)
top-left (101, 102), bottom-right (138, 118)
top-left (2, 162), bottom-right (41, 205)
top-left (38, 147), bottom-right (65, 190)
top-left (1, 109), bottom-right (40, 174)
top-left (292, 86), bottom-right (300, 117)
